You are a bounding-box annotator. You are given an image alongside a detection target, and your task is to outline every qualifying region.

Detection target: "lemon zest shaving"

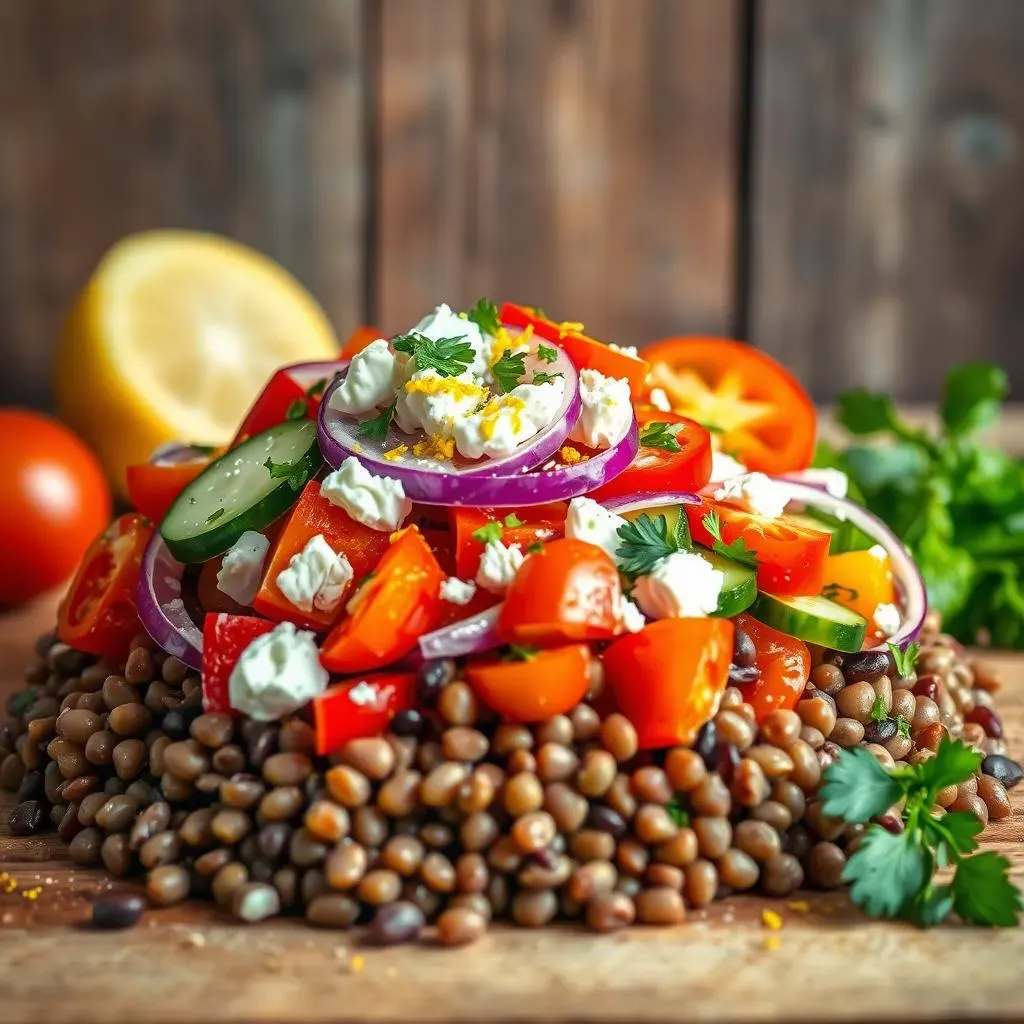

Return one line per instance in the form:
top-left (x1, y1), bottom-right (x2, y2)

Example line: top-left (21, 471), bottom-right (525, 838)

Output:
top-left (404, 376), bottom-right (486, 401)
top-left (558, 321), bottom-right (585, 337)
top-left (558, 445), bottom-right (586, 465)
top-left (412, 434), bottom-right (455, 461)
top-left (761, 909), bottom-right (783, 931)
top-left (382, 445), bottom-right (408, 462)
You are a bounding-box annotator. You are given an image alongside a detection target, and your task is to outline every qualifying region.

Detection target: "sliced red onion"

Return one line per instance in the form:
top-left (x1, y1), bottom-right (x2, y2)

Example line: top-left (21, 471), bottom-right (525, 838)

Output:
top-left (602, 490), bottom-right (701, 515)
top-left (148, 441), bottom-right (217, 466)
top-left (136, 533), bottom-right (203, 670)
top-left (318, 338), bottom-right (581, 504)
top-left (771, 479), bottom-right (927, 650)
top-left (284, 359), bottom-right (349, 396)
top-left (418, 605), bottom-right (503, 660)
top-left (777, 468), bottom-right (849, 498)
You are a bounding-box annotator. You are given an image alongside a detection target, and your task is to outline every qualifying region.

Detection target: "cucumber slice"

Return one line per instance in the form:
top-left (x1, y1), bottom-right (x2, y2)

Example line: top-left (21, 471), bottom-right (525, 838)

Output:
top-left (161, 419), bottom-right (321, 563)
top-left (751, 591), bottom-right (868, 652)
top-left (782, 510), bottom-right (873, 555)
top-left (699, 545), bottom-right (757, 618)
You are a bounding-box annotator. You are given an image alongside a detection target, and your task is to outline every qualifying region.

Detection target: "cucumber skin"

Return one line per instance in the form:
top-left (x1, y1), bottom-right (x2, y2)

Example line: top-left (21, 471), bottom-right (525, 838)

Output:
top-left (700, 546), bottom-right (757, 618)
top-left (750, 592), bottom-right (867, 652)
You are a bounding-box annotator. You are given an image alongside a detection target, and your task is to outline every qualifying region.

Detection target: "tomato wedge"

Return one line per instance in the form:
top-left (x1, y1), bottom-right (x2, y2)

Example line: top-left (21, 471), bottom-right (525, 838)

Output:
top-left (685, 500), bottom-right (830, 597)
top-left (466, 645), bottom-right (591, 723)
top-left (498, 539), bottom-right (622, 646)
top-left (57, 514), bottom-right (154, 659)
top-left (644, 337), bottom-right (815, 474)
top-left (499, 302), bottom-right (649, 398)
top-left (126, 454), bottom-right (215, 523)
top-left (603, 618), bottom-right (733, 749)
top-left (733, 614), bottom-right (810, 724)
top-left (341, 325), bottom-right (385, 359)
top-left (588, 408), bottom-right (712, 502)
top-left (312, 672), bottom-right (417, 755)
top-left (450, 503), bottom-right (567, 579)
top-left (320, 527), bottom-right (445, 673)
top-left (201, 613), bottom-right (278, 714)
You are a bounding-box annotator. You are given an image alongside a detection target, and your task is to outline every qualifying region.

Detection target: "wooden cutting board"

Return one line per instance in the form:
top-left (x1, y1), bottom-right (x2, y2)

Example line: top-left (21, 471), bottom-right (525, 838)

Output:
top-left (1, 593), bottom-right (1022, 1023)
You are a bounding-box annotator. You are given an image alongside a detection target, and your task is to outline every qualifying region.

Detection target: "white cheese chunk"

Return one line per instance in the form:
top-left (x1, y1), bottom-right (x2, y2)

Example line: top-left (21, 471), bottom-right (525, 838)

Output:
top-left (714, 471), bottom-right (789, 520)
top-left (411, 302), bottom-right (491, 381)
top-left (321, 457), bottom-right (412, 532)
top-left (565, 497), bottom-right (628, 565)
top-left (216, 531), bottom-right (270, 607)
top-left (709, 451), bottom-right (748, 482)
top-left (632, 550), bottom-right (724, 620)
top-left (619, 597), bottom-right (646, 634)
top-left (649, 387), bottom-right (672, 412)
top-left (453, 381), bottom-right (564, 460)
top-left (329, 339), bottom-right (396, 415)
top-left (868, 544), bottom-right (889, 561)
top-left (569, 369), bottom-right (632, 449)
top-left (440, 577), bottom-right (478, 606)
top-left (397, 368), bottom-right (487, 439)
top-left (874, 602), bottom-right (901, 638)
top-left (475, 540), bottom-right (525, 594)
top-left (608, 342), bottom-right (640, 358)
top-left (276, 533), bottom-right (353, 615)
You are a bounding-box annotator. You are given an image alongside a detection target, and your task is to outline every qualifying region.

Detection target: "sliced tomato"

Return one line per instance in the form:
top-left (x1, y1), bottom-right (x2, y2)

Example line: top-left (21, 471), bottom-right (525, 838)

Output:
top-left (588, 408), bottom-right (712, 502)
top-left (498, 539), bottom-right (622, 646)
top-left (451, 503), bottom-right (567, 579)
top-left (312, 672), bottom-right (417, 755)
top-left (643, 337), bottom-right (815, 474)
top-left (499, 302), bottom-right (649, 398)
top-left (685, 500), bottom-right (830, 597)
top-left (603, 618), bottom-right (733, 749)
top-left (733, 614), bottom-right (810, 724)
top-left (822, 549), bottom-right (896, 641)
top-left (252, 481), bottom-right (391, 631)
top-left (341, 325), bottom-right (385, 359)
top-left (201, 613), bottom-right (278, 714)
top-left (466, 645), bottom-right (591, 723)
top-left (57, 514), bottom-right (154, 660)
top-left (320, 527), bottom-right (446, 673)
top-left (126, 455), bottom-right (215, 523)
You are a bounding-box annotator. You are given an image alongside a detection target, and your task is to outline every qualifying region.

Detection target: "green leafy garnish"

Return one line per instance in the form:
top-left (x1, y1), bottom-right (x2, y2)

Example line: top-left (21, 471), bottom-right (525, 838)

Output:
top-left (503, 513), bottom-right (524, 528)
top-left (896, 714), bottom-right (912, 739)
top-left (206, 508), bottom-right (225, 524)
top-left (357, 399), bottom-right (398, 443)
top-left (532, 371), bottom-right (564, 386)
top-left (526, 541), bottom-right (544, 555)
top-left (306, 378), bottom-right (329, 399)
top-left (870, 695), bottom-right (888, 723)
top-left (393, 332), bottom-right (475, 378)
top-left (286, 398), bottom-right (308, 420)
top-left (464, 297), bottom-right (501, 337)
top-left (264, 457), bottom-right (297, 480)
top-left (639, 421), bottom-right (682, 453)
top-left (701, 511), bottom-right (759, 568)
top-left (472, 521), bottom-right (504, 545)
top-left (888, 640), bottom-right (920, 678)
top-left (820, 737), bottom-right (1021, 927)
top-left (665, 797), bottom-right (689, 829)
top-left (615, 513), bottom-right (681, 577)
top-left (536, 343), bottom-right (558, 364)
top-left (492, 350), bottom-right (527, 393)
top-left (503, 644), bottom-right (540, 662)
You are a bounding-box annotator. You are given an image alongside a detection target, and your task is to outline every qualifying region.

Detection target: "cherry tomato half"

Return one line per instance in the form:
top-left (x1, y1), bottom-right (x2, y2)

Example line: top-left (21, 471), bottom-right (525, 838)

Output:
top-left (733, 614), bottom-right (810, 723)
top-left (126, 452), bottom-right (215, 524)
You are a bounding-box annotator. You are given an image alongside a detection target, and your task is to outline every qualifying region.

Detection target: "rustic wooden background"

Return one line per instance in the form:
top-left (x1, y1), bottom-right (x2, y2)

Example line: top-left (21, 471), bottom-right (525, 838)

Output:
top-left (2, 0), bottom-right (1023, 412)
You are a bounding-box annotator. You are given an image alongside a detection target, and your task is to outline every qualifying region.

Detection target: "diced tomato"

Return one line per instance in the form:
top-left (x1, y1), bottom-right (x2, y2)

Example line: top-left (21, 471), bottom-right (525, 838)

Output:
top-left (312, 672), bottom-right (417, 755)
top-left (498, 539), bottom-right (622, 646)
top-left (320, 527), bottom-right (445, 673)
top-left (685, 500), bottom-right (830, 597)
top-left (341, 325), bottom-right (385, 359)
top-left (57, 514), bottom-right (154, 660)
top-left (603, 618), bottom-right (734, 749)
top-left (589, 408), bottom-right (712, 502)
top-left (499, 302), bottom-right (649, 398)
top-left (421, 526), bottom-right (457, 576)
top-left (466, 645), bottom-right (591, 724)
top-left (643, 336), bottom-right (816, 474)
top-left (126, 454), bottom-right (215, 523)
top-left (733, 614), bottom-right (810, 724)
top-left (232, 363), bottom-right (342, 445)
top-left (200, 613), bottom-right (278, 714)
top-left (252, 481), bottom-right (391, 631)
top-left (451, 503), bottom-right (567, 579)
top-left (822, 549), bottom-right (895, 639)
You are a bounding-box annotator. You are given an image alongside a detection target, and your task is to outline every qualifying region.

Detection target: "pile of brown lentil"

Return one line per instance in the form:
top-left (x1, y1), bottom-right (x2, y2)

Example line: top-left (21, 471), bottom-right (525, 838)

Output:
top-left (2, 610), bottom-right (1020, 945)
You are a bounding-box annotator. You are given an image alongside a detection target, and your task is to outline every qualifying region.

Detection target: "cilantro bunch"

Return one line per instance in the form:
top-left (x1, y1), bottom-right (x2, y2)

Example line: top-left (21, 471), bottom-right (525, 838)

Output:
top-left (819, 362), bottom-right (1024, 647)
top-left (820, 738), bottom-right (1021, 927)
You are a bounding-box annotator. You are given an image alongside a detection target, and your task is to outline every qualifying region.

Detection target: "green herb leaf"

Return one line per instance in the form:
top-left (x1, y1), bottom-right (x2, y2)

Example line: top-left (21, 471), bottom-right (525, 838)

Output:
top-left (870, 695), bottom-right (889, 723)
top-left (264, 457), bottom-right (299, 480)
top-left (952, 851), bottom-right (1023, 927)
top-left (665, 797), bottom-right (689, 829)
top-left (639, 421), bottom-right (682, 453)
top-left (908, 885), bottom-right (955, 928)
top-left (472, 521), bottom-right (504, 545)
top-left (929, 811), bottom-right (983, 858)
top-left (286, 398), bottom-right (308, 420)
top-left (672, 510), bottom-right (692, 551)
top-left (503, 513), bottom-right (524, 528)
top-left (615, 514), bottom-right (679, 577)
top-left (911, 737), bottom-right (983, 798)
top-left (823, 582), bottom-right (859, 602)
top-left (843, 827), bottom-right (928, 919)
top-left (836, 390), bottom-right (901, 436)
top-left (526, 541), bottom-right (545, 555)
top-left (888, 640), bottom-right (920, 679)
top-left (503, 643), bottom-right (540, 662)
top-left (357, 399), bottom-right (398, 443)
top-left (9, 689), bottom-right (38, 717)
top-left (392, 332), bottom-right (475, 378)
top-left (492, 350), bottom-right (527, 393)
top-left (206, 508), bottom-right (225, 524)
top-left (701, 511), bottom-right (759, 568)
top-left (820, 745), bottom-right (905, 823)
top-left (895, 714), bottom-right (912, 739)
top-left (941, 362), bottom-right (1009, 438)
top-left (532, 371), bottom-right (564, 386)
top-left (305, 378), bottom-right (329, 399)
top-left (536, 343), bottom-right (558, 364)
top-left (465, 297), bottom-right (502, 336)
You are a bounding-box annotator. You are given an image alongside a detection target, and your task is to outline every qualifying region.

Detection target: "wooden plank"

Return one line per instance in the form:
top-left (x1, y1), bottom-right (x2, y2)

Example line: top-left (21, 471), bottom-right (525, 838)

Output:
top-left (374, 0), bottom-right (739, 344)
top-left (750, 0), bottom-right (1024, 402)
top-left (0, 0), bottom-right (366, 411)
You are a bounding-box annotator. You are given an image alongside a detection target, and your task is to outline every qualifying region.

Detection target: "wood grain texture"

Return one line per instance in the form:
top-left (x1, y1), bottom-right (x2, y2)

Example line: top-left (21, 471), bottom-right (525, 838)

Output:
top-left (0, 0), bottom-right (366, 410)
top-left (373, 0), bottom-right (739, 344)
top-left (749, 0), bottom-right (1024, 402)
top-left (1, 594), bottom-right (1022, 1022)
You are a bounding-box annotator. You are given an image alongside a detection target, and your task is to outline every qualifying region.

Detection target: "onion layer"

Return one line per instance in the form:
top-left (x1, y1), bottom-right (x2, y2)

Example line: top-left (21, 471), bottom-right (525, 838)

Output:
top-left (136, 533), bottom-right (203, 670)
top-left (601, 490), bottom-right (701, 515)
top-left (418, 605), bottom-right (503, 660)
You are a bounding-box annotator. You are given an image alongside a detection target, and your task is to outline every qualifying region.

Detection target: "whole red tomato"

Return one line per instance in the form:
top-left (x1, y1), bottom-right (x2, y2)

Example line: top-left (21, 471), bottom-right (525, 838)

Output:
top-left (0, 409), bottom-right (112, 607)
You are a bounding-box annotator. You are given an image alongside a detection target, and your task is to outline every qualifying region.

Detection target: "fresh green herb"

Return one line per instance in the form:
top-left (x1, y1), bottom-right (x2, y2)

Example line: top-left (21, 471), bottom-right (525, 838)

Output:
top-left (503, 513), bottom-right (524, 528)
top-left (492, 350), bottom-right (527, 393)
top-left (472, 521), bottom-right (504, 545)
top-left (822, 582), bottom-right (858, 602)
top-left (701, 511), bottom-right (759, 568)
top-left (820, 738), bottom-right (1022, 927)
top-left (9, 689), bottom-right (37, 717)
top-left (357, 399), bottom-right (398, 443)
top-left (465, 297), bottom-right (502, 337)
top-left (870, 695), bottom-right (888, 723)
top-left (392, 332), bottom-right (475, 378)
top-left (536, 343), bottom-right (558, 364)
top-left (206, 508), bottom-right (225, 524)
top-left (532, 371), bottom-right (564, 386)
top-left (665, 797), bottom-right (689, 829)
top-left (615, 513), bottom-right (680, 577)
top-left (306, 378), bottom-right (329, 399)
top-left (888, 640), bottom-right (920, 678)
top-left (264, 457), bottom-right (299, 480)
top-left (896, 714), bottom-right (912, 739)
top-left (526, 541), bottom-right (545, 555)
top-left (286, 398), bottom-right (308, 420)
top-left (503, 644), bottom-right (540, 662)
top-left (639, 421), bottom-right (682, 453)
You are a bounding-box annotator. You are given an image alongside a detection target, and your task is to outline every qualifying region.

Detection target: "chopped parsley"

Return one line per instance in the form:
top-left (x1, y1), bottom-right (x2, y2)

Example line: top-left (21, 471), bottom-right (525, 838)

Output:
top-left (889, 640), bottom-right (920, 678)
top-left (665, 797), bottom-right (690, 829)
top-left (896, 714), bottom-right (913, 739)
top-left (532, 371), bottom-right (564, 386)
top-left (392, 332), bottom-right (475, 378)
top-left (701, 511), bottom-right (759, 568)
top-left (503, 513), bottom-right (524, 528)
top-left (286, 398), bottom-right (308, 420)
top-left (870, 695), bottom-right (889, 723)
top-left (526, 541), bottom-right (545, 555)
top-left (503, 644), bottom-right (540, 662)
top-left (464, 297), bottom-right (501, 336)
top-left (306, 378), bottom-right (330, 399)
top-left (615, 513), bottom-right (680, 578)
top-left (822, 582), bottom-right (859, 602)
top-left (492, 349), bottom-right (527, 393)
top-left (472, 521), bottom-right (504, 545)
top-left (357, 399), bottom-right (398, 443)
top-left (639, 421), bottom-right (682, 453)
top-left (205, 508), bottom-right (225, 524)
top-left (536, 343), bottom-right (558, 364)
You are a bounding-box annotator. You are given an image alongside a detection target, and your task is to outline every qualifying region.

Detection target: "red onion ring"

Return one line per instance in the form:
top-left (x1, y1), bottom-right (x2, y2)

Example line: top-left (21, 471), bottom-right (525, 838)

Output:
top-left (601, 490), bottom-right (701, 514)
top-left (418, 605), bottom-right (504, 660)
top-left (771, 479), bottom-right (927, 650)
top-left (318, 339), bottom-right (581, 504)
top-left (283, 359), bottom-right (349, 396)
top-left (136, 533), bottom-right (203, 670)
top-left (147, 441), bottom-right (217, 466)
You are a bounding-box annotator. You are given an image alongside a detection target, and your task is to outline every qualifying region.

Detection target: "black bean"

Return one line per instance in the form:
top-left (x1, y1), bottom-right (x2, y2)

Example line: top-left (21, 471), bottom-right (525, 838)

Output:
top-left (981, 754), bottom-right (1024, 791)
top-left (417, 659), bottom-right (456, 703)
top-left (732, 628), bottom-right (756, 668)
top-left (160, 711), bottom-right (191, 742)
top-left (92, 894), bottom-right (145, 930)
top-left (585, 805), bottom-right (627, 839)
top-left (863, 717), bottom-right (897, 744)
top-left (8, 799), bottom-right (45, 836)
top-left (694, 721), bottom-right (717, 768)
top-left (258, 822), bottom-right (293, 862)
top-left (390, 710), bottom-right (425, 737)
top-left (713, 741), bottom-right (740, 783)
top-left (842, 651), bottom-right (889, 682)
top-left (17, 769), bottom-right (44, 802)
top-left (366, 901), bottom-right (425, 945)
top-left (728, 664), bottom-right (760, 687)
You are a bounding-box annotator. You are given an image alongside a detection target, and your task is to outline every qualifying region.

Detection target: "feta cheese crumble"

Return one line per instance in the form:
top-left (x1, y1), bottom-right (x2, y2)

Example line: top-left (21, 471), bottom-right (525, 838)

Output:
top-left (714, 471), bottom-right (789, 520)
top-left (649, 387), bottom-right (672, 413)
top-left (397, 368), bottom-right (487, 439)
top-left (454, 380), bottom-right (565, 460)
top-left (412, 302), bottom-right (491, 380)
top-left (347, 679), bottom-right (394, 709)
top-left (440, 577), bottom-right (477, 605)
top-left (798, 467), bottom-right (849, 499)
top-left (216, 531), bottom-right (270, 606)
top-left (565, 496), bottom-right (628, 565)
top-left (619, 597), bottom-right (646, 634)
top-left (228, 621), bottom-right (329, 722)
top-left (632, 550), bottom-right (725, 620)
top-left (329, 338), bottom-right (396, 415)
top-left (321, 457), bottom-right (412, 532)
top-left (608, 342), bottom-right (640, 358)
top-left (476, 540), bottom-right (525, 594)
top-left (868, 544), bottom-right (888, 561)
top-left (570, 369), bottom-right (632, 449)
top-left (709, 450), bottom-right (748, 482)
top-left (874, 602), bottom-right (901, 638)
top-left (276, 534), bottom-right (353, 614)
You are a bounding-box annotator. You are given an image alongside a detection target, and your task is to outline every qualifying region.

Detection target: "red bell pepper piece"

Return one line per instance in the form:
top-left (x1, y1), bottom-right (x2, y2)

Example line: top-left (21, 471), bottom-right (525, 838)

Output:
top-left (341, 325), bottom-right (385, 359)
top-left (252, 481), bottom-right (391, 631)
top-left (57, 514), bottom-right (154, 660)
top-left (201, 613), bottom-right (278, 714)
top-left (126, 454), bottom-right (216, 523)
top-left (312, 672), bottom-right (417, 755)
top-left (232, 361), bottom-right (345, 445)
top-left (450, 503), bottom-right (567, 579)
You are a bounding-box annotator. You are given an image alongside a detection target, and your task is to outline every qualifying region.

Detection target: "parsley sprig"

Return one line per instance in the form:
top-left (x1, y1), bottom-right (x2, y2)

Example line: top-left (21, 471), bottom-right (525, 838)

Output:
top-left (615, 513), bottom-right (691, 578)
top-left (889, 640), bottom-right (920, 678)
top-left (532, 371), bottom-right (563, 386)
top-left (639, 421), bottom-right (682, 453)
top-left (471, 514), bottom-right (522, 546)
top-left (701, 510), bottom-right (759, 568)
top-left (536, 343), bottom-right (558, 364)
top-left (393, 332), bottom-right (475, 378)
top-left (464, 297), bottom-right (501, 336)
top-left (820, 738), bottom-right (1022, 927)
top-left (357, 399), bottom-right (398, 443)
top-left (492, 350), bottom-right (527, 393)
